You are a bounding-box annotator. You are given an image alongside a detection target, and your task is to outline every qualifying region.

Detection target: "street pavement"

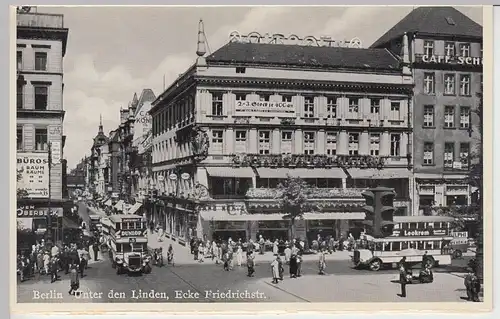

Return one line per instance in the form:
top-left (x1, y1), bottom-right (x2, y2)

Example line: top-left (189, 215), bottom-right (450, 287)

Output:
top-left (15, 201), bottom-right (480, 303)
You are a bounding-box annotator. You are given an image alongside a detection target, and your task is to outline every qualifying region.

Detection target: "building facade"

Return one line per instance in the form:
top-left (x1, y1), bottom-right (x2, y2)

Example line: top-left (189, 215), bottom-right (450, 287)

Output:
top-left (16, 9), bottom-right (70, 242)
top-left (89, 117), bottom-right (109, 198)
top-left (371, 7), bottom-right (482, 215)
top-left (148, 23), bottom-right (414, 244)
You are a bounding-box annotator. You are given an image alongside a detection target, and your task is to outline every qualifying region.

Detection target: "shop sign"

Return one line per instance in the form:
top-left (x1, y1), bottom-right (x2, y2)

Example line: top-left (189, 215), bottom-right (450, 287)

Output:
top-left (16, 205), bottom-right (63, 218)
top-left (421, 55), bottom-right (482, 66)
top-left (51, 141), bottom-right (61, 164)
top-left (17, 153), bottom-right (49, 198)
top-left (121, 230), bottom-right (144, 237)
top-left (395, 228), bottom-right (448, 237)
top-left (235, 100), bottom-right (295, 117)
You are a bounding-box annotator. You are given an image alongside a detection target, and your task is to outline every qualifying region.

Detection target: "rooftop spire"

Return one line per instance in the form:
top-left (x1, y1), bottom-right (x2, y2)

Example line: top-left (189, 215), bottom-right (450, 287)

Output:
top-left (98, 114), bottom-right (103, 133)
top-left (196, 19), bottom-right (207, 68)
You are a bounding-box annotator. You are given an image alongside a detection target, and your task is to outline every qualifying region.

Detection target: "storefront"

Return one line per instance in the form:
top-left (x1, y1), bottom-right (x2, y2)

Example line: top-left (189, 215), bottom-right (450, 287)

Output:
top-left (256, 220), bottom-right (289, 241)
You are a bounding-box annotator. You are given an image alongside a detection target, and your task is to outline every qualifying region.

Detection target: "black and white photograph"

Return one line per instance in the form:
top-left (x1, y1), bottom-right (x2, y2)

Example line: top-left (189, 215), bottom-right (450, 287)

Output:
top-left (13, 5), bottom-right (489, 310)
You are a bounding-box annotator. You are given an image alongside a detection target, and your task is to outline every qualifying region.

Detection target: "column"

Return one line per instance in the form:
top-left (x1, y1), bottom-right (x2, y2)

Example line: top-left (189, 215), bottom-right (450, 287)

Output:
top-left (359, 131), bottom-right (369, 155)
top-left (272, 129), bottom-right (280, 154)
top-left (196, 167), bottom-right (209, 187)
top-left (338, 130), bottom-right (348, 155)
top-left (225, 128), bottom-right (234, 154)
top-left (249, 128), bottom-right (258, 154)
top-left (294, 129), bottom-right (303, 154)
top-left (380, 131), bottom-right (390, 156)
top-left (342, 178), bottom-right (347, 189)
top-left (317, 129), bottom-right (326, 154)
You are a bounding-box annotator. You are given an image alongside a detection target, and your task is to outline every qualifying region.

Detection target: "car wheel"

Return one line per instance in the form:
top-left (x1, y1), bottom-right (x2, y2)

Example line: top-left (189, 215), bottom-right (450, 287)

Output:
top-left (425, 257), bottom-right (435, 269)
top-left (453, 250), bottom-right (463, 259)
top-left (369, 259), bottom-right (382, 271)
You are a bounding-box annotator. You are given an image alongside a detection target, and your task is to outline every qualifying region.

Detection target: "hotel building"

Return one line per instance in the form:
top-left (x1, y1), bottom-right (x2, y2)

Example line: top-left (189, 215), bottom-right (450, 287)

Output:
top-left (16, 8), bottom-right (70, 241)
top-left (371, 7), bottom-right (482, 215)
top-left (148, 22), bottom-right (414, 244)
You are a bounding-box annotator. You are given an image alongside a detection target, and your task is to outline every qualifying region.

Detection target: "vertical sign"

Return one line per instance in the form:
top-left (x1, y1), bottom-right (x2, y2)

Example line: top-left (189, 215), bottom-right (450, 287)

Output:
top-left (51, 141), bottom-right (61, 164)
top-left (17, 153), bottom-right (49, 198)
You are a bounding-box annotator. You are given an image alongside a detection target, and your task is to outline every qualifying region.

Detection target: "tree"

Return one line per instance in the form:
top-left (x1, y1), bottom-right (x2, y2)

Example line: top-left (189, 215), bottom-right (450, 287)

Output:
top-left (16, 168), bottom-right (29, 199)
top-left (276, 176), bottom-right (317, 241)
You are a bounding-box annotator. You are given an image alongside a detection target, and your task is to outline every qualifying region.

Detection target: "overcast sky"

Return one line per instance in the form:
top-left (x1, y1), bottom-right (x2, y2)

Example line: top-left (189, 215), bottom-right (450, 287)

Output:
top-left (35, 6), bottom-right (482, 169)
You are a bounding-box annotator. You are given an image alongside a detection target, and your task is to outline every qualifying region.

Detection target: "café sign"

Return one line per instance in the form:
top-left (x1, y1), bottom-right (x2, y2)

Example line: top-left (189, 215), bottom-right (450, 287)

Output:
top-left (421, 55), bottom-right (482, 66)
top-left (235, 100), bottom-right (295, 117)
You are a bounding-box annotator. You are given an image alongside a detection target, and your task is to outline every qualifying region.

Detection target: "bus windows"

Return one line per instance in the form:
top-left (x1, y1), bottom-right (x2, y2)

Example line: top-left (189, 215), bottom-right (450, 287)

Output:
top-left (424, 241), bottom-right (433, 250)
top-left (401, 242), bottom-right (409, 250)
top-left (383, 242), bottom-right (391, 251)
top-left (375, 242), bottom-right (383, 251)
top-left (392, 242), bottom-right (401, 251)
top-left (409, 223), bottom-right (417, 230)
top-left (433, 241), bottom-right (441, 249)
top-left (417, 241), bottom-right (425, 250)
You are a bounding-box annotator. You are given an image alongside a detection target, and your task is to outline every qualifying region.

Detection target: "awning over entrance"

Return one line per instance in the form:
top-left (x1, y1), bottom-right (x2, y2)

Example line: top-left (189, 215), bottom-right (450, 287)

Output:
top-left (348, 168), bottom-right (411, 179)
top-left (205, 167), bottom-right (255, 178)
top-left (114, 200), bottom-right (125, 211)
top-left (302, 212), bottom-right (365, 220)
top-left (256, 168), bottom-right (346, 179)
top-left (200, 210), bottom-right (285, 221)
top-left (128, 202), bottom-right (142, 215)
top-left (62, 217), bottom-right (80, 229)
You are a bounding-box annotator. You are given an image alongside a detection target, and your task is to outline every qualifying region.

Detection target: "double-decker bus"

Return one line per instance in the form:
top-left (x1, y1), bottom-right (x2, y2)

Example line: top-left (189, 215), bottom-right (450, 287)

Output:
top-left (107, 214), bottom-right (151, 275)
top-left (352, 216), bottom-right (455, 271)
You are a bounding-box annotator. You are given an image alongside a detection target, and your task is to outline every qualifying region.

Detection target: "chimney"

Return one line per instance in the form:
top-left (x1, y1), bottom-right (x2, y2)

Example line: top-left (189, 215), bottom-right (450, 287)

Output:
top-left (196, 19), bottom-right (207, 67)
top-left (402, 32), bottom-right (411, 76)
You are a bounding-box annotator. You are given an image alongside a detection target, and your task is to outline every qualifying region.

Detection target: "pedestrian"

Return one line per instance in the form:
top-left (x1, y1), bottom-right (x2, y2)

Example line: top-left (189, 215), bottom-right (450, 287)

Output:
top-left (398, 257), bottom-right (408, 298)
top-left (36, 251), bottom-right (43, 276)
top-left (228, 248), bottom-right (234, 270)
top-left (198, 242), bottom-right (205, 263)
top-left (193, 242), bottom-right (199, 261)
top-left (284, 245), bottom-right (291, 265)
top-left (296, 252), bottom-right (303, 277)
top-left (43, 251), bottom-right (50, 275)
top-left (271, 255), bottom-right (280, 284)
top-left (464, 268), bottom-right (480, 302)
top-left (50, 257), bottom-right (59, 283)
top-left (92, 241), bottom-right (99, 261)
top-left (62, 247), bottom-right (70, 274)
top-left (68, 265), bottom-right (80, 296)
top-left (223, 251), bottom-right (230, 271)
top-left (289, 253), bottom-right (298, 278)
top-left (79, 253), bottom-right (86, 277)
top-left (236, 245), bottom-right (243, 266)
top-left (273, 239), bottom-right (279, 256)
top-left (318, 249), bottom-right (326, 275)
top-left (278, 255), bottom-right (284, 280)
top-left (247, 251), bottom-right (255, 277)
top-left (259, 235), bottom-right (265, 255)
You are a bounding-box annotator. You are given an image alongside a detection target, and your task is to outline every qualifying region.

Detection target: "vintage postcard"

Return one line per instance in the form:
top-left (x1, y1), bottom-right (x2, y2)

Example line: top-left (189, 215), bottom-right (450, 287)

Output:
top-left (11, 5), bottom-right (493, 314)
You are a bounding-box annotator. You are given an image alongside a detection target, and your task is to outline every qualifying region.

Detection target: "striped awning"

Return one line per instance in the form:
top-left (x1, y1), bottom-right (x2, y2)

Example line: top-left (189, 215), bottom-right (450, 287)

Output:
top-left (348, 168), bottom-right (411, 179)
top-left (256, 168), bottom-right (346, 179)
top-left (205, 167), bottom-right (255, 178)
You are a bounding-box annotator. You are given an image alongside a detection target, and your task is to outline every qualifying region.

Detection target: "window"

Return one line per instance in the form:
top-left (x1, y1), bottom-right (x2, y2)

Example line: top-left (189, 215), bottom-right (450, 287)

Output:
top-left (423, 73), bottom-right (435, 94)
top-left (34, 86), bottom-right (48, 110)
top-left (390, 134), bottom-right (401, 157)
top-left (35, 128), bottom-right (48, 151)
top-left (326, 97), bottom-right (337, 118)
top-left (423, 41), bottom-right (434, 57)
top-left (348, 133), bottom-right (359, 155)
top-left (444, 106), bottom-right (455, 128)
top-left (258, 131), bottom-right (271, 154)
top-left (348, 97), bottom-right (359, 114)
top-left (444, 143), bottom-right (454, 168)
top-left (460, 107), bottom-right (470, 129)
top-left (211, 92), bottom-right (223, 116)
top-left (235, 130), bottom-right (247, 153)
top-left (260, 94), bottom-right (270, 102)
top-left (326, 132), bottom-right (337, 155)
top-left (460, 143), bottom-right (470, 169)
top-left (17, 51), bottom-right (22, 70)
top-left (304, 97), bottom-right (315, 118)
top-left (34, 52), bottom-right (47, 71)
top-left (390, 101), bottom-right (400, 120)
top-left (17, 126), bottom-right (23, 150)
top-left (444, 42), bottom-right (455, 57)
top-left (370, 133), bottom-right (380, 156)
top-left (459, 43), bottom-right (471, 57)
top-left (282, 95), bottom-right (292, 103)
top-left (370, 99), bottom-right (380, 114)
top-left (459, 74), bottom-right (471, 96)
top-left (17, 83), bottom-right (23, 109)
top-left (235, 93), bottom-right (246, 101)
top-left (211, 130), bottom-right (223, 154)
top-left (236, 67), bottom-right (246, 74)
top-left (423, 105), bottom-right (434, 127)
top-left (423, 142), bottom-right (434, 165)
top-left (303, 132), bottom-right (315, 155)
top-left (444, 74), bottom-right (455, 95)
top-left (281, 131), bottom-right (292, 154)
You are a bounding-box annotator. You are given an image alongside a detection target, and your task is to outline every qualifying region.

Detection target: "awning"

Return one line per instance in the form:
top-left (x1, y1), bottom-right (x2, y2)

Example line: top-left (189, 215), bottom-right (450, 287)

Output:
top-left (200, 210), bottom-right (285, 221)
top-left (105, 199), bottom-right (113, 206)
top-left (128, 202), bottom-right (142, 215)
top-left (205, 167), bottom-right (255, 178)
top-left (256, 168), bottom-right (346, 179)
top-left (62, 217), bottom-right (80, 229)
top-left (302, 212), bottom-right (365, 220)
top-left (16, 218), bottom-right (33, 230)
top-left (347, 168), bottom-right (411, 179)
top-left (114, 200), bottom-right (125, 211)
top-left (99, 196), bottom-right (109, 203)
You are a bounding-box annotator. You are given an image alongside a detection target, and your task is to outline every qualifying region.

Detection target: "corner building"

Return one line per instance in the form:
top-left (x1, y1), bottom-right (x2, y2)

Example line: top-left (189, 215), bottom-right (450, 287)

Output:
top-left (371, 7), bottom-right (482, 215)
top-left (149, 25), bottom-right (414, 244)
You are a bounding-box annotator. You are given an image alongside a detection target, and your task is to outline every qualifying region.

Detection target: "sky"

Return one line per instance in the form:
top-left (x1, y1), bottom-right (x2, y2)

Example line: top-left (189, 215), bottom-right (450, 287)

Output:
top-left (35, 5), bottom-right (483, 170)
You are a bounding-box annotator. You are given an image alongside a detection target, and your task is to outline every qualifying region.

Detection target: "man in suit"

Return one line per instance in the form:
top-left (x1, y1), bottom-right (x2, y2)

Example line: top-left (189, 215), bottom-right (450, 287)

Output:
top-left (399, 257), bottom-right (408, 298)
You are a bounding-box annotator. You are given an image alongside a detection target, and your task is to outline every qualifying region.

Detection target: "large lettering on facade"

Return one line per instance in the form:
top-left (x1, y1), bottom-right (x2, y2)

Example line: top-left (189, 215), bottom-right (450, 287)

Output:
top-left (420, 55), bottom-right (482, 66)
top-left (17, 153), bottom-right (49, 198)
top-left (235, 100), bottom-right (295, 117)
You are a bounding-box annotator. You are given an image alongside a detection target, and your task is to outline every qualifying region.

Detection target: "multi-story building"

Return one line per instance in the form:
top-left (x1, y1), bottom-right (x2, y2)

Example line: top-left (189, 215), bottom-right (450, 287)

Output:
top-left (16, 8), bottom-right (70, 242)
top-left (89, 117), bottom-right (109, 198)
top-left (96, 142), bottom-right (110, 197)
top-left (371, 7), bottom-right (482, 215)
top-left (148, 22), bottom-right (414, 244)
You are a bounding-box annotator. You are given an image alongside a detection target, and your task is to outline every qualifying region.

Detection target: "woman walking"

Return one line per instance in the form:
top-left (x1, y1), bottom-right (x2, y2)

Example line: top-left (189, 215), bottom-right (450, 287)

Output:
top-left (271, 255), bottom-right (280, 284)
top-left (236, 245), bottom-right (243, 266)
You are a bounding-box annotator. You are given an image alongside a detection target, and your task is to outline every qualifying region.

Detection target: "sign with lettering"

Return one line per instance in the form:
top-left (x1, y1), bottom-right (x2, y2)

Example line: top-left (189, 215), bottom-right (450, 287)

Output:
top-left (420, 55), bottom-right (482, 66)
top-left (393, 228), bottom-right (448, 237)
top-left (17, 153), bottom-right (49, 198)
top-left (121, 230), bottom-right (145, 237)
top-left (229, 31), bottom-right (363, 48)
top-left (235, 100), bottom-right (295, 117)
top-left (51, 141), bottom-right (61, 164)
top-left (16, 205), bottom-right (63, 218)
top-left (133, 102), bottom-right (153, 153)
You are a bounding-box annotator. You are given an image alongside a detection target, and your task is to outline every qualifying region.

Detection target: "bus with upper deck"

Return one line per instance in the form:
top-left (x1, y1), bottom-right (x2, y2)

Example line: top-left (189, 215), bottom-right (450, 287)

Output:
top-left (352, 216), bottom-right (455, 271)
top-left (107, 214), bottom-right (151, 275)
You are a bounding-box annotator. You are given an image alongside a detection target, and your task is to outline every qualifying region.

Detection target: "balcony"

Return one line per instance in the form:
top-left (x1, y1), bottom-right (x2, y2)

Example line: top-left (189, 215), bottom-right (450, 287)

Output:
top-left (17, 13), bottom-right (64, 29)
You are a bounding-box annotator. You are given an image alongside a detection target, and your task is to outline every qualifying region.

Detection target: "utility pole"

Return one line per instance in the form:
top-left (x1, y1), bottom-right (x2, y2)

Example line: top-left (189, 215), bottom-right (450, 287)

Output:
top-left (46, 142), bottom-right (52, 244)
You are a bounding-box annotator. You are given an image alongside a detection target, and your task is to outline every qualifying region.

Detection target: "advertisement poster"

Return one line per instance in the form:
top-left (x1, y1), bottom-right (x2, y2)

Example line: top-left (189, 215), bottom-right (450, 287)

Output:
top-left (17, 152), bottom-right (49, 198)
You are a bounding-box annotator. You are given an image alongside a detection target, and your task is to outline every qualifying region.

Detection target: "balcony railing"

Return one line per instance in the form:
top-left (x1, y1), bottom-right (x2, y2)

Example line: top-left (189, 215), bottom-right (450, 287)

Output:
top-left (17, 13), bottom-right (64, 29)
top-left (246, 188), bottom-right (365, 199)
